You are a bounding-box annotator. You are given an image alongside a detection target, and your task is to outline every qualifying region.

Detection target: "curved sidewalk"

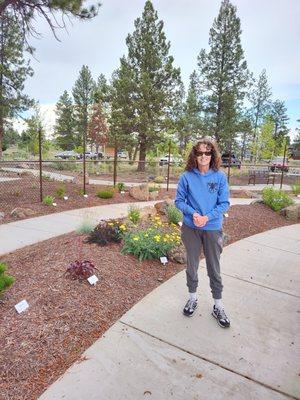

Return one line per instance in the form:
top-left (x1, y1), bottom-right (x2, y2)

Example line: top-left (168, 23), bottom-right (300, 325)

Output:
top-left (0, 198), bottom-right (253, 256)
top-left (37, 224), bottom-right (300, 400)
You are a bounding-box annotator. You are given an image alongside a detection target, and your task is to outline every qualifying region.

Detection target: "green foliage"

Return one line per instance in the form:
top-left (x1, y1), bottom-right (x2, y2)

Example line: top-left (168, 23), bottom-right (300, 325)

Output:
top-left (85, 219), bottom-right (124, 246)
top-left (76, 220), bottom-right (95, 234)
top-left (154, 176), bottom-right (164, 184)
top-left (149, 184), bottom-right (160, 193)
top-left (55, 185), bottom-right (66, 199)
top-left (166, 204), bottom-right (183, 225)
top-left (43, 195), bottom-right (55, 205)
top-left (122, 224), bottom-right (181, 261)
top-left (291, 183), bottom-right (300, 196)
top-left (128, 205), bottom-right (140, 224)
top-left (54, 91), bottom-right (76, 150)
top-left (0, 262), bottom-right (15, 294)
top-left (117, 182), bottom-right (125, 192)
top-left (96, 189), bottom-right (114, 199)
top-left (262, 187), bottom-right (294, 211)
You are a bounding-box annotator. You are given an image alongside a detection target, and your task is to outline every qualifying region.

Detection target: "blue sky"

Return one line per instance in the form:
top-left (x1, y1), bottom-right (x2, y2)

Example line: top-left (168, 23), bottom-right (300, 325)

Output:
top-left (21, 0), bottom-right (300, 139)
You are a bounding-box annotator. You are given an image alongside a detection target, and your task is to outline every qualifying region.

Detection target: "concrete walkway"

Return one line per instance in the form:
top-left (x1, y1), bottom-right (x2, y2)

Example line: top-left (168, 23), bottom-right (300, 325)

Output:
top-left (0, 198), bottom-right (253, 256)
top-left (36, 224), bottom-right (300, 400)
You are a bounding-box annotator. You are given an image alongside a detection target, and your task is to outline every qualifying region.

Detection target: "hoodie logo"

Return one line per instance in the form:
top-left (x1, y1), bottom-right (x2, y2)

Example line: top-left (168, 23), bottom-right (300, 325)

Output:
top-left (207, 181), bottom-right (218, 193)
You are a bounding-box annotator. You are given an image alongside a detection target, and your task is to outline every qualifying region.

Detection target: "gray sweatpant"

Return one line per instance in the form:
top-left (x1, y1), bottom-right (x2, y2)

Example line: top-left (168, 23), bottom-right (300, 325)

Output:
top-left (181, 224), bottom-right (224, 299)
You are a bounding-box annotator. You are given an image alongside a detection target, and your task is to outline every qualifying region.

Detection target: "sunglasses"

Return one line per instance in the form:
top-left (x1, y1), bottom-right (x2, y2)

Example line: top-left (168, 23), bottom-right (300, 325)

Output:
top-left (195, 151), bottom-right (212, 156)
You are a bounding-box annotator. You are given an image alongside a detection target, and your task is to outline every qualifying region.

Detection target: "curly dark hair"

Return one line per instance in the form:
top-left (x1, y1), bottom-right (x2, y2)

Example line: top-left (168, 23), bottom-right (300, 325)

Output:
top-left (185, 137), bottom-right (221, 172)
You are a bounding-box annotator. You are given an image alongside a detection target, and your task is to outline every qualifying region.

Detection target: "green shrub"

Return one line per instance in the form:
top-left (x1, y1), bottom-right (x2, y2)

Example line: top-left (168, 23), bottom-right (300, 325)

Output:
top-left (43, 195), bottom-right (55, 205)
top-left (96, 189), bottom-right (114, 199)
top-left (122, 225), bottom-right (181, 261)
top-left (149, 184), bottom-right (160, 193)
top-left (55, 185), bottom-right (66, 199)
top-left (166, 204), bottom-right (183, 225)
top-left (154, 176), bottom-right (164, 184)
top-left (76, 220), bottom-right (95, 234)
top-left (128, 205), bottom-right (140, 224)
top-left (85, 219), bottom-right (124, 245)
top-left (291, 183), bottom-right (300, 195)
top-left (0, 262), bottom-right (15, 294)
top-left (117, 182), bottom-right (125, 192)
top-left (262, 187), bottom-right (294, 211)
top-left (42, 174), bottom-right (54, 182)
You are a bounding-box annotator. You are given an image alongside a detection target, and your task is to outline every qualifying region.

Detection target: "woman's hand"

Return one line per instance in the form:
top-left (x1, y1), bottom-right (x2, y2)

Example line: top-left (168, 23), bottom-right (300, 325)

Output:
top-left (193, 213), bottom-right (208, 227)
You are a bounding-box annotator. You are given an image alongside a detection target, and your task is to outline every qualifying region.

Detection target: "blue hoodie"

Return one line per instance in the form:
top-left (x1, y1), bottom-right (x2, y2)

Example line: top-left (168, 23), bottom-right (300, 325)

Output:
top-left (175, 168), bottom-right (230, 230)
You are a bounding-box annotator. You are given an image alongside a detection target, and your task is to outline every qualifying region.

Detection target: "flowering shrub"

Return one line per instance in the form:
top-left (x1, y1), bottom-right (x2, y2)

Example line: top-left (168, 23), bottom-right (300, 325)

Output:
top-left (262, 187), bottom-right (294, 211)
top-left (128, 205), bottom-right (141, 224)
top-left (85, 219), bottom-right (126, 246)
top-left (122, 216), bottom-right (181, 261)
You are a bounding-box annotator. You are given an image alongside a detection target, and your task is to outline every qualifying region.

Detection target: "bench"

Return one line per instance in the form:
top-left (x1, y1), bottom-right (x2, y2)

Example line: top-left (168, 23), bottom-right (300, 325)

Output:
top-left (248, 168), bottom-right (275, 185)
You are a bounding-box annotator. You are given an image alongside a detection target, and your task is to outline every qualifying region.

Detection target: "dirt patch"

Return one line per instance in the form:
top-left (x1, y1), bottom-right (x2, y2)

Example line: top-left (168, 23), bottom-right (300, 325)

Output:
top-left (0, 203), bottom-right (297, 400)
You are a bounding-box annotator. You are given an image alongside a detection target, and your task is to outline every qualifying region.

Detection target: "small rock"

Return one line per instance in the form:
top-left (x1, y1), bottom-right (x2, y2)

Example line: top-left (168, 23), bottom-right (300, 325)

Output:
top-left (0, 211), bottom-right (5, 220)
top-left (167, 244), bottom-right (186, 264)
top-left (250, 199), bottom-right (264, 205)
top-left (10, 207), bottom-right (36, 218)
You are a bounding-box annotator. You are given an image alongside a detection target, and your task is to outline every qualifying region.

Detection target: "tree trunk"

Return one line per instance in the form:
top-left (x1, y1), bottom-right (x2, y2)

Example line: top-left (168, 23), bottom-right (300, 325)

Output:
top-left (137, 140), bottom-right (146, 172)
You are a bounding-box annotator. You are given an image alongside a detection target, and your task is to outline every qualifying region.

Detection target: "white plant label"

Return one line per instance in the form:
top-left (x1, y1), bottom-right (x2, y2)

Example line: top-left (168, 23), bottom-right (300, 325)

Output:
top-left (15, 299), bottom-right (29, 314)
top-left (224, 213), bottom-right (229, 218)
top-left (87, 275), bottom-right (99, 286)
top-left (83, 194), bottom-right (88, 198)
top-left (63, 196), bottom-right (68, 200)
top-left (160, 256), bottom-right (168, 265)
top-left (120, 191), bottom-right (125, 195)
top-left (52, 202), bottom-right (57, 207)
top-left (178, 221), bottom-right (183, 227)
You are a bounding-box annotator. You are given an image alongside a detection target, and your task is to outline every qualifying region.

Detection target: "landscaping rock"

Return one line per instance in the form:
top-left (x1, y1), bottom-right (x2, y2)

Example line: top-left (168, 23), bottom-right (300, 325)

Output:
top-left (167, 244), bottom-right (186, 264)
top-left (0, 212), bottom-right (5, 221)
top-left (10, 207), bottom-right (36, 218)
top-left (16, 163), bottom-right (30, 169)
top-left (140, 205), bottom-right (157, 219)
top-left (129, 183), bottom-right (149, 201)
top-left (149, 190), bottom-right (159, 200)
top-left (250, 199), bottom-right (264, 205)
top-left (74, 172), bottom-right (89, 185)
top-left (281, 204), bottom-right (300, 221)
top-left (154, 198), bottom-right (173, 215)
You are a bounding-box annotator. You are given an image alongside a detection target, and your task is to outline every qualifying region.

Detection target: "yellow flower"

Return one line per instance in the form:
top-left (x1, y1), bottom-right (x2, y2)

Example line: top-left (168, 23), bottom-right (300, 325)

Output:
top-left (154, 216), bottom-right (161, 221)
top-left (119, 224), bottom-right (126, 230)
top-left (144, 233), bottom-right (149, 237)
top-left (163, 238), bottom-right (167, 242)
top-left (107, 222), bottom-right (114, 226)
top-left (133, 237), bottom-right (139, 241)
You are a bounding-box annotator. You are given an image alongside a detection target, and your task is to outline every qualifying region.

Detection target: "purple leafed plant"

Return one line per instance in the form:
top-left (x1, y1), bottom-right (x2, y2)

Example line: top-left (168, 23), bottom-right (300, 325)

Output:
top-left (64, 260), bottom-right (99, 281)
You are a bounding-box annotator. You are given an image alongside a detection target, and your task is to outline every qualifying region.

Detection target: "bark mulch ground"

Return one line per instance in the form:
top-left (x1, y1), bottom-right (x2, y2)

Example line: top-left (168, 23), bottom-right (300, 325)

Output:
top-left (0, 178), bottom-right (177, 225)
top-left (0, 203), bottom-right (297, 400)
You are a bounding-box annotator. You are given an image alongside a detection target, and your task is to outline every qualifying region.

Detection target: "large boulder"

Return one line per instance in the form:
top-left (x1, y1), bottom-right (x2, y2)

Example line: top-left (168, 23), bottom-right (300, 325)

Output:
top-left (154, 199), bottom-right (173, 215)
top-left (129, 183), bottom-right (149, 201)
top-left (167, 244), bottom-right (186, 264)
top-left (11, 207), bottom-right (36, 218)
top-left (281, 204), bottom-right (300, 221)
top-left (139, 205), bottom-right (157, 219)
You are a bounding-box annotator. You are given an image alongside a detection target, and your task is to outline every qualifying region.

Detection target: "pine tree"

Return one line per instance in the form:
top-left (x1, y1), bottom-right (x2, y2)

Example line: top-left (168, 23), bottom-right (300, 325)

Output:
top-left (94, 74), bottom-right (110, 111)
top-left (248, 69), bottom-right (272, 159)
top-left (125, 0), bottom-right (182, 171)
top-left (88, 101), bottom-right (108, 153)
top-left (72, 65), bottom-right (95, 147)
top-left (180, 71), bottom-right (202, 149)
top-left (54, 91), bottom-right (76, 150)
top-left (269, 100), bottom-right (289, 141)
top-left (197, 0), bottom-right (249, 150)
top-left (0, 12), bottom-right (34, 158)
top-left (0, 1), bottom-right (100, 41)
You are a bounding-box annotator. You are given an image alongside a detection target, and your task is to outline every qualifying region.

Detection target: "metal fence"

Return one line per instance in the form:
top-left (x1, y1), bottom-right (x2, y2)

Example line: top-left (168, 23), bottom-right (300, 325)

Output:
top-left (1, 158), bottom-right (299, 215)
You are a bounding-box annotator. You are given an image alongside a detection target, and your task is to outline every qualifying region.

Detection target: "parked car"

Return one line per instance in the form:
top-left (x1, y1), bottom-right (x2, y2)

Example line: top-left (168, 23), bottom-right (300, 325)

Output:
top-left (54, 150), bottom-right (81, 160)
top-left (221, 153), bottom-right (241, 169)
top-left (159, 154), bottom-right (183, 166)
top-left (117, 151), bottom-right (127, 159)
top-left (268, 157), bottom-right (289, 172)
top-left (84, 151), bottom-right (104, 160)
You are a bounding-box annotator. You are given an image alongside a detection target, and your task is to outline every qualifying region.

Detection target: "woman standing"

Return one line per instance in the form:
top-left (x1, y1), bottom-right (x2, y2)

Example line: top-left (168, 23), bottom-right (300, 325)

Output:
top-left (175, 137), bottom-right (230, 328)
